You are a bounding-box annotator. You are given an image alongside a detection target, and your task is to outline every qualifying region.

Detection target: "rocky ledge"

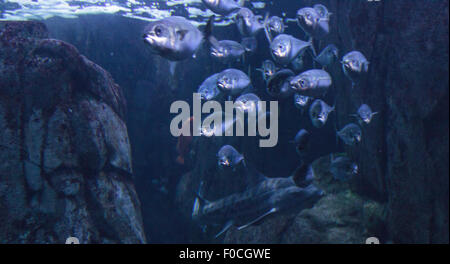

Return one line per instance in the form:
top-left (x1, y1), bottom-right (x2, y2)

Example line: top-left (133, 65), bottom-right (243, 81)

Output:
top-left (0, 21), bottom-right (146, 243)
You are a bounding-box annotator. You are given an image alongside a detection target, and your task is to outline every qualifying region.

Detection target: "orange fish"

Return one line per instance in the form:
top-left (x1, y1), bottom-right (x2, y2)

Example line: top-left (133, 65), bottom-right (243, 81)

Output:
top-left (176, 116), bottom-right (195, 165)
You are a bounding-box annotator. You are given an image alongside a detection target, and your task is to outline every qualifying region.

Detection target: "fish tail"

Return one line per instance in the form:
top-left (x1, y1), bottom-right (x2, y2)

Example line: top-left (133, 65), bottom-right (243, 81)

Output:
top-left (192, 181), bottom-right (208, 219)
top-left (204, 15), bottom-right (215, 42)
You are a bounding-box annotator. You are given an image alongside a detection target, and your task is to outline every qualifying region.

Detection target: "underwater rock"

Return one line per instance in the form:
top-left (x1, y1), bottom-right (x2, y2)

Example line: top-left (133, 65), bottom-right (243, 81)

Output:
top-left (330, 0), bottom-right (449, 243)
top-left (0, 21), bottom-right (145, 243)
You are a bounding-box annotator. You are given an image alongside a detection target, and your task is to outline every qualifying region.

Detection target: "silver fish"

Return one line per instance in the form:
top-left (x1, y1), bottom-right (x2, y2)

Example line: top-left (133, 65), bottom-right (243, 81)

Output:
top-left (202, 0), bottom-right (245, 16)
top-left (210, 39), bottom-right (246, 63)
top-left (200, 111), bottom-right (244, 137)
top-left (293, 129), bottom-right (310, 156)
top-left (290, 69), bottom-right (332, 97)
top-left (256, 60), bottom-right (278, 81)
top-left (267, 69), bottom-right (295, 99)
top-left (315, 44), bottom-right (339, 68)
top-left (192, 166), bottom-right (324, 238)
top-left (309, 99), bottom-right (334, 128)
top-left (236, 8), bottom-right (265, 36)
top-left (270, 34), bottom-right (311, 66)
top-left (216, 68), bottom-right (251, 96)
top-left (296, 7), bottom-right (329, 39)
top-left (143, 16), bottom-right (212, 61)
top-left (198, 73), bottom-right (221, 100)
top-left (235, 93), bottom-right (260, 114)
top-left (268, 16), bottom-right (286, 35)
top-left (330, 154), bottom-right (358, 182)
top-left (341, 51), bottom-right (369, 84)
top-left (294, 93), bottom-right (313, 110)
top-left (337, 123), bottom-right (362, 146)
top-left (353, 104), bottom-right (378, 124)
top-left (217, 145), bottom-right (245, 170)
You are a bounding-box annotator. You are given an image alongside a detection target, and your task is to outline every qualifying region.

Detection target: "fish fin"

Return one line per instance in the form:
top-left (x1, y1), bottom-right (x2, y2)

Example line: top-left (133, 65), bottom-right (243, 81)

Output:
top-left (305, 165), bottom-right (315, 183)
top-left (364, 62), bottom-right (370, 72)
top-left (242, 53), bottom-right (247, 65)
top-left (308, 37), bottom-right (317, 58)
top-left (237, 208), bottom-right (278, 230)
top-left (177, 29), bottom-right (188, 41)
top-left (192, 197), bottom-right (200, 218)
top-left (197, 181), bottom-right (210, 204)
top-left (292, 161), bottom-right (308, 187)
top-left (215, 221), bottom-right (233, 239)
top-left (176, 156), bottom-right (185, 165)
top-left (168, 61), bottom-right (177, 77)
top-left (263, 13), bottom-right (273, 44)
top-left (293, 162), bottom-right (315, 187)
top-left (244, 161), bottom-right (267, 186)
top-left (237, 0), bottom-right (246, 6)
top-left (208, 35), bottom-right (221, 49)
top-left (192, 191), bottom-right (210, 219)
top-left (204, 15), bottom-right (215, 42)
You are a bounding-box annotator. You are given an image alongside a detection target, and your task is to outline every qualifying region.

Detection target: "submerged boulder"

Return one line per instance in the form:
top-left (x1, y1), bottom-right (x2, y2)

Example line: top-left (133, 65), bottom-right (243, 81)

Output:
top-left (0, 21), bottom-right (145, 243)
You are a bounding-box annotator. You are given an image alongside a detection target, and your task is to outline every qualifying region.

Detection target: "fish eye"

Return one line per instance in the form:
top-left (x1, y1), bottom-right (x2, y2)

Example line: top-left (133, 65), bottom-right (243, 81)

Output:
top-left (154, 26), bottom-right (163, 37)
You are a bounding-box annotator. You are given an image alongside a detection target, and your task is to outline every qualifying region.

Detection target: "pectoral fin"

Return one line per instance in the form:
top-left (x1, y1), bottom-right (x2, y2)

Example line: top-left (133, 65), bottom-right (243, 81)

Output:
top-left (177, 29), bottom-right (188, 41)
top-left (168, 61), bottom-right (178, 77)
top-left (215, 220), bottom-right (233, 238)
top-left (237, 208), bottom-right (278, 230)
top-left (263, 13), bottom-right (273, 44)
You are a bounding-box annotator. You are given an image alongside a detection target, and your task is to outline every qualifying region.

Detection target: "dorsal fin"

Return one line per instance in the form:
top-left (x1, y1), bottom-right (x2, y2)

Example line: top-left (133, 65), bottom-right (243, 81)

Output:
top-left (292, 161), bottom-right (314, 187)
top-left (243, 161), bottom-right (267, 186)
top-left (204, 15), bottom-right (214, 42)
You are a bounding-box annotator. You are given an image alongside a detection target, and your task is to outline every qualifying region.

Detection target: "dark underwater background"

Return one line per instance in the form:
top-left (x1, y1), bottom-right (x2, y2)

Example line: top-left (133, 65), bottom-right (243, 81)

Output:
top-left (0, 0), bottom-right (448, 244)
